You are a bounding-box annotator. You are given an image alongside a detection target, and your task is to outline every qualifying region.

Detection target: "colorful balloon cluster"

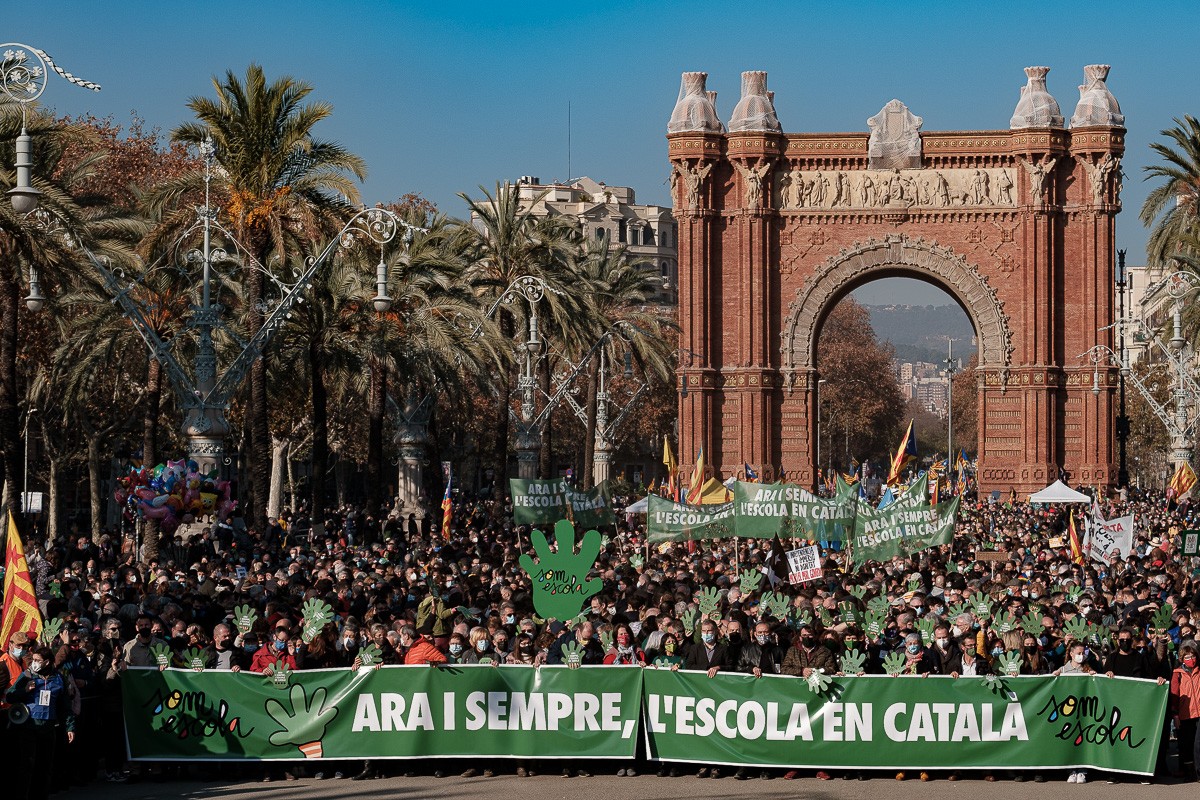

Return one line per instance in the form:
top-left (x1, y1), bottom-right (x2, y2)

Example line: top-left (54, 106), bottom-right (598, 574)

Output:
top-left (114, 458), bottom-right (238, 536)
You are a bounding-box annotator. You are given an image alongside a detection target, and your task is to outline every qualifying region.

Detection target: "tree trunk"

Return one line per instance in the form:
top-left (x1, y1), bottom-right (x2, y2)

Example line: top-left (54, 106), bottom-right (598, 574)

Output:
top-left (366, 360), bottom-right (385, 516)
top-left (0, 259), bottom-right (22, 526)
top-left (246, 245), bottom-right (270, 530)
top-left (309, 338), bottom-right (328, 528)
top-left (494, 310), bottom-right (515, 497)
top-left (287, 448), bottom-right (296, 512)
top-left (538, 354), bottom-right (553, 478)
top-left (268, 435), bottom-right (288, 519)
top-left (45, 453), bottom-right (59, 543)
top-left (334, 454), bottom-right (347, 508)
top-left (87, 435), bottom-right (104, 543)
top-left (582, 355), bottom-right (599, 487)
top-left (142, 356), bottom-right (161, 559)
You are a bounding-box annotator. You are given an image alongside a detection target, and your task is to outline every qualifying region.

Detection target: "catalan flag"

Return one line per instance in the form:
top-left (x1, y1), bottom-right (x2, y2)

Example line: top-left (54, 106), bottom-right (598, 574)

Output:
top-left (886, 420), bottom-right (917, 486)
top-left (440, 471), bottom-right (453, 540)
top-left (744, 463), bottom-right (760, 483)
top-left (1168, 461), bottom-right (1198, 500)
top-left (1068, 510), bottom-right (1085, 565)
top-left (955, 449), bottom-right (968, 496)
top-left (663, 438), bottom-right (679, 502)
top-left (1, 513), bottom-right (42, 647)
top-left (686, 447), bottom-right (706, 505)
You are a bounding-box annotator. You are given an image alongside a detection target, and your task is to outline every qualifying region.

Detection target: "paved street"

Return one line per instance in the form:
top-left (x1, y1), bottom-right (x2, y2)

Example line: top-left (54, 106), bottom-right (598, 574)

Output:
top-left (64, 770), bottom-right (1200, 800)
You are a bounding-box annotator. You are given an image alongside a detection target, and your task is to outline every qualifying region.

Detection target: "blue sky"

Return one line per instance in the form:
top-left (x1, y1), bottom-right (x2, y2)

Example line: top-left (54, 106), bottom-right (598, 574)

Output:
top-left (13, 1), bottom-right (1195, 306)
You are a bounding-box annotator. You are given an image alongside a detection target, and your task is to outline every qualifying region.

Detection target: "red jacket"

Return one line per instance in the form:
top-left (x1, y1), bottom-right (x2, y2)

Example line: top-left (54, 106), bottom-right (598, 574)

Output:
top-left (250, 645), bottom-right (298, 674)
top-left (404, 636), bottom-right (447, 665)
top-left (1170, 665), bottom-right (1200, 720)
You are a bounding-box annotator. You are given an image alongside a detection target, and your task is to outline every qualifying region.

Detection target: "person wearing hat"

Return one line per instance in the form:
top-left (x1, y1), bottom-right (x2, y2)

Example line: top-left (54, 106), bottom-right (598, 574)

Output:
top-left (6, 644), bottom-right (77, 800)
top-left (1, 630), bottom-right (31, 770)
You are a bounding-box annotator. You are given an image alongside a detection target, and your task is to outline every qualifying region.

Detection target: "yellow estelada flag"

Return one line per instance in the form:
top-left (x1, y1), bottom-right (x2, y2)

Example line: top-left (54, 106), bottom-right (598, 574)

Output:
top-left (2, 512), bottom-right (42, 647)
top-left (662, 437), bottom-right (679, 502)
top-left (1168, 461), bottom-right (1198, 499)
top-left (886, 420), bottom-right (917, 486)
top-left (686, 447), bottom-right (706, 505)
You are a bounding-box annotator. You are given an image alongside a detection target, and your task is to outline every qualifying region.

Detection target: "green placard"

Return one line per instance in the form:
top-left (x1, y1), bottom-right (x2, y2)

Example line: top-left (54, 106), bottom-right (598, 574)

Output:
top-left (646, 495), bottom-right (735, 543)
top-left (851, 497), bottom-right (960, 564)
top-left (510, 479), bottom-right (614, 528)
top-left (122, 664), bottom-right (641, 761)
top-left (642, 670), bottom-right (1165, 776)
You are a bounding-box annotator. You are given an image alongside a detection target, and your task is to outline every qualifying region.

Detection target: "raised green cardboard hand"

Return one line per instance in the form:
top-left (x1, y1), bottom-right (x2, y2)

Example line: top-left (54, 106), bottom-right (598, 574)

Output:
top-left (149, 643), bottom-right (173, 669)
top-left (948, 601), bottom-right (969, 620)
top-left (839, 648), bottom-right (868, 675)
top-left (1065, 585), bottom-right (1084, 604)
top-left (759, 592), bottom-right (790, 620)
top-left (629, 553), bottom-right (644, 570)
top-left (805, 668), bottom-right (834, 695)
top-left (1020, 611), bottom-right (1045, 638)
top-left (599, 630), bottom-right (613, 652)
top-left (265, 662), bottom-right (292, 688)
top-left (265, 683), bottom-right (339, 758)
top-left (882, 651), bottom-right (906, 676)
top-left (788, 608), bottom-right (812, 630)
top-left (848, 585), bottom-right (867, 600)
top-left (838, 601), bottom-right (860, 626)
top-left (182, 647), bottom-right (207, 672)
top-left (698, 587), bottom-right (722, 620)
top-left (992, 611), bottom-right (1017, 634)
top-left (357, 643), bottom-right (383, 668)
top-left (1152, 603), bottom-right (1174, 634)
top-left (1062, 616), bottom-right (1090, 642)
top-left (681, 608), bottom-right (699, 636)
top-left (739, 570), bottom-right (764, 594)
top-left (818, 606), bottom-right (835, 628)
top-left (865, 610), bottom-right (886, 640)
top-left (519, 519), bottom-right (602, 621)
top-left (867, 595), bottom-right (889, 616)
top-left (996, 650), bottom-right (1022, 677)
top-left (39, 618), bottom-right (64, 647)
top-left (561, 640), bottom-right (584, 668)
top-left (233, 604), bottom-right (259, 635)
top-left (967, 591), bottom-right (992, 621)
top-left (300, 598), bottom-right (334, 644)
top-left (907, 577), bottom-right (921, 592)
top-left (916, 616), bottom-right (936, 646)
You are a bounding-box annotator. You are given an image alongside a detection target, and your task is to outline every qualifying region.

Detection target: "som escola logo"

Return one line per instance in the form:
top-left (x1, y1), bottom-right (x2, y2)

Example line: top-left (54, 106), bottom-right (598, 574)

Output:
top-left (1036, 691), bottom-right (1145, 749)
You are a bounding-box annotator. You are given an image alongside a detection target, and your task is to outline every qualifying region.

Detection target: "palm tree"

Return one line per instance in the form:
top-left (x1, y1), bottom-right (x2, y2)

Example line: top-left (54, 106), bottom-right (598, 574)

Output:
top-left (1142, 115), bottom-right (1200, 267)
top-left (165, 64), bottom-right (367, 528)
top-left (459, 183), bottom-right (579, 488)
top-left (570, 234), bottom-right (676, 485)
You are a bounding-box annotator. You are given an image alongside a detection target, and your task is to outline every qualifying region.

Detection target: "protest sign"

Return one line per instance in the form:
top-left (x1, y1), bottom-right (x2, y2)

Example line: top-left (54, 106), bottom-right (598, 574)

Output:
top-left (646, 495), bottom-right (735, 543)
top-left (852, 497), bottom-right (959, 565)
top-left (1086, 515), bottom-right (1134, 563)
top-left (730, 481), bottom-right (855, 542)
top-left (122, 664), bottom-right (641, 761)
top-left (642, 669), bottom-right (1166, 775)
top-left (785, 545), bottom-right (822, 584)
top-left (510, 479), bottom-right (614, 528)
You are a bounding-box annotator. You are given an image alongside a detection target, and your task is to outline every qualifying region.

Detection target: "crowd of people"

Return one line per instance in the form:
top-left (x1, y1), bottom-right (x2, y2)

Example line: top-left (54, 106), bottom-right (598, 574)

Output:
top-left (4, 482), bottom-right (1200, 798)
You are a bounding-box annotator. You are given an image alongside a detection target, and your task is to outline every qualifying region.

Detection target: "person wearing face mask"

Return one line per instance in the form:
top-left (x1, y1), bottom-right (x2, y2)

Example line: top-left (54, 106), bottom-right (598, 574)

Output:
top-left (7, 645), bottom-right (77, 800)
top-left (650, 633), bottom-right (683, 670)
top-left (399, 625), bottom-right (446, 665)
top-left (121, 613), bottom-right (169, 668)
top-left (1056, 641), bottom-right (1096, 676)
top-left (1170, 641), bottom-right (1200, 781)
top-left (1105, 626), bottom-right (1168, 682)
top-left (250, 624), bottom-right (301, 674)
top-left (546, 621), bottom-right (604, 667)
top-left (781, 624), bottom-right (836, 679)
top-left (683, 620), bottom-right (731, 779)
top-left (737, 622), bottom-right (784, 678)
top-left (445, 633), bottom-right (470, 664)
top-left (602, 624), bottom-right (646, 666)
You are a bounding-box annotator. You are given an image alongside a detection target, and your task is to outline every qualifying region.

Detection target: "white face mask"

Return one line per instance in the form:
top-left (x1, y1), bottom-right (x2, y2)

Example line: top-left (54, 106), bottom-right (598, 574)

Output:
top-left (31, 660), bottom-right (45, 672)
top-left (936, 637), bottom-right (948, 649)
top-left (1073, 653), bottom-right (1085, 664)
top-left (950, 626), bottom-right (962, 638)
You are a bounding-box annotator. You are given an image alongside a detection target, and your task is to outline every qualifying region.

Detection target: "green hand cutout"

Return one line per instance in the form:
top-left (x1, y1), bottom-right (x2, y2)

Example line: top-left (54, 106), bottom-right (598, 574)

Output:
top-left (265, 683), bottom-right (339, 758)
top-left (629, 553), bottom-right (644, 570)
top-left (805, 668), bottom-right (834, 695)
top-left (182, 647), bottom-right (207, 672)
top-left (882, 651), bottom-right (906, 676)
top-left (300, 598), bottom-right (334, 644)
top-left (948, 601), bottom-right (969, 620)
top-left (848, 585), bottom-right (867, 600)
top-left (996, 650), bottom-right (1023, 677)
top-left (681, 608), bottom-right (699, 636)
top-left (867, 595), bottom-right (889, 616)
top-left (967, 591), bottom-right (992, 621)
top-left (907, 577), bottom-right (921, 592)
top-left (265, 662), bottom-right (292, 689)
top-left (149, 643), bottom-right (173, 669)
top-left (818, 606), bottom-right (834, 627)
top-left (40, 618), bottom-right (64, 647)
top-left (865, 610), bottom-right (886, 640)
top-left (519, 519), bottom-right (603, 621)
top-left (759, 592), bottom-right (790, 620)
top-left (1065, 585), bottom-right (1084, 604)
top-left (561, 640), bottom-right (584, 668)
top-left (739, 569), bottom-right (764, 594)
top-left (839, 648), bottom-right (867, 675)
top-left (789, 608), bottom-right (812, 630)
top-left (1062, 617), bottom-right (1090, 642)
top-left (358, 643), bottom-right (383, 667)
top-left (1152, 603), bottom-right (1174, 634)
top-left (992, 611), bottom-right (1017, 634)
top-left (697, 587), bottom-right (722, 620)
top-left (233, 604), bottom-right (259, 635)
top-left (838, 601), bottom-right (860, 626)
top-left (1019, 611), bottom-right (1045, 638)
top-left (599, 630), bottom-right (613, 652)
top-left (916, 617), bottom-right (936, 646)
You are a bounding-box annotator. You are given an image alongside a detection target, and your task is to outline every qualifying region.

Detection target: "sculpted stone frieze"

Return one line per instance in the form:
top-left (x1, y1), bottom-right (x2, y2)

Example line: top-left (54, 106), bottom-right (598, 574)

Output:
top-left (771, 167), bottom-right (1017, 211)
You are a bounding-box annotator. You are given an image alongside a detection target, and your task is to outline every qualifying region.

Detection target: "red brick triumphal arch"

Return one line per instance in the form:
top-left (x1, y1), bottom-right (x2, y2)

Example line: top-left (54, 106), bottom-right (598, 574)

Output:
top-left (667, 66), bottom-right (1126, 495)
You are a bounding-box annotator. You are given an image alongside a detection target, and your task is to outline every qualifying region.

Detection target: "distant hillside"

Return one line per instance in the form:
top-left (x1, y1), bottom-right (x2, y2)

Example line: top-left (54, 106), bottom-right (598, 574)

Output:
top-left (864, 304), bottom-right (977, 364)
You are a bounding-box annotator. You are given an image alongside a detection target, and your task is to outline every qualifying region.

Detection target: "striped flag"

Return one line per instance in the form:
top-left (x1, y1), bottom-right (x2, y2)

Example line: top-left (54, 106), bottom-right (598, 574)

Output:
top-left (1068, 510), bottom-right (1085, 566)
top-left (663, 438), bottom-right (679, 503)
top-left (886, 420), bottom-right (917, 486)
top-left (1168, 462), bottom-right (1198, 500)
top-left (1, 513), bottom-right (42, 647)
top-left (440, 471), bottom-right (453, 541)
top-left (686, 447), bottom-right (706, 505)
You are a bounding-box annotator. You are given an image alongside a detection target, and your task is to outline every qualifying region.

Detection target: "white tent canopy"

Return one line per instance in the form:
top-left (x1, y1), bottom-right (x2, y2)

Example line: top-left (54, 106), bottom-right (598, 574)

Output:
top-left (624, 496), bottom-right (649, 514)
top-left (1028, 480), bottom-right (1091, 504)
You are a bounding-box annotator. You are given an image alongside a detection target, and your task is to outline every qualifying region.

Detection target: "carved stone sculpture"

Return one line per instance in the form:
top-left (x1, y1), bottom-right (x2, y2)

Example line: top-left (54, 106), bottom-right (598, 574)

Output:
top-left (668, 72), bottom-right (723, 133)
top-left (1070, 64), bottom-right (1124, 128)
top-left (1010, 66), bottom-right (1064, 129)
top-left (1081, 154), bottom-right (1120, 205)
top-left (1020, 157), bottom-right (1057, 206)
top-left (675, 161), bottom-right (713, 210)
top-left (868, 100), bottom-right (923, 170)
top-left (728, 71), bottom-right (782, 133)
top-left (734, 159), bottom-right (771, 209)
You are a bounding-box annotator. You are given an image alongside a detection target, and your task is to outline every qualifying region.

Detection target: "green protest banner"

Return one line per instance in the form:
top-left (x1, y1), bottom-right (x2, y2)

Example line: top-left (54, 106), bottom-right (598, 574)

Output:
top-left (732, 481), bottom-right (855, 542)
top-left (510, 479), bottom-right (614, 527)
top-left (646, 495), bottom-right (735, 543)
top-left (852, 496), bottom-right (959, 564)
top-left (643, 670), bottom-right (1166, 775)
top-left (121, 664), bottom-right (642, 761)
